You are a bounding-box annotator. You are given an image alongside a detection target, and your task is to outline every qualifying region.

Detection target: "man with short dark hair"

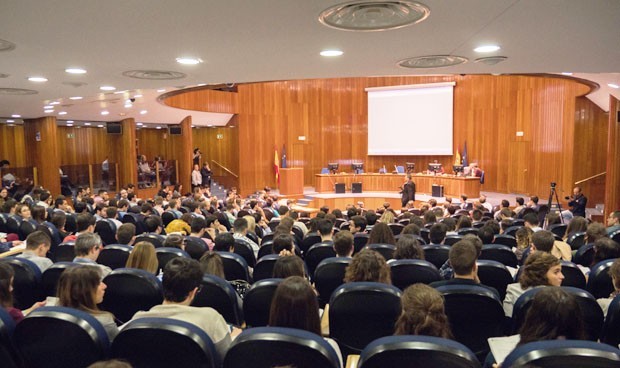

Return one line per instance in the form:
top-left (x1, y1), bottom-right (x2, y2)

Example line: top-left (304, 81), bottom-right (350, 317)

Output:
top-left (429, 223), bottom-right (447, 245)
top-left (63, 212), bottom-right (96, 242)
top-left (478, 226), bottom-right (495, 245)
top-left (523, 212), bottom-right (541, 232)
top-left (213, 232), bottom-right (235, 252)
top-left (144, 215), bottom-right (163, 234)
top-left (333, 230), bottom-right (354, 258)
top-left (116, 223), bottom-right (136, 246)
top-left (125, 257), bottom-right (237, 361)
top-left (606, 210), bottom-right (620, 236)
top-left (349, 215), bottom-right (367, 234)
top-left (232, 217), bottom-right (259, 256)
top-left (317, 219), bottom-right (334, 244)
top-left (272, 233), bottom-right (294, 255)
top-left (18, 231), bottom-right (53, 272)
top-left (73, 232), bottom-right (112, 277)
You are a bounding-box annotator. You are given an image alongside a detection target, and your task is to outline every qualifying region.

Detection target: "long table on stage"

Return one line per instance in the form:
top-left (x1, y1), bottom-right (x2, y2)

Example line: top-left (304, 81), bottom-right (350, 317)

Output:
top-left (315, 173), bottom-right (481, 198)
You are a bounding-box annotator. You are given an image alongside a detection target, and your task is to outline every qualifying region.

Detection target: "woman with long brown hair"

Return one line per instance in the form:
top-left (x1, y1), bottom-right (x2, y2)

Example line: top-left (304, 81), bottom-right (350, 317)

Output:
top-left (344, 248), bottom-right (391, 284)
top-left (367, 222), bottom-right (396, 245)
top-left (394, 283), bottom-right (452, 338)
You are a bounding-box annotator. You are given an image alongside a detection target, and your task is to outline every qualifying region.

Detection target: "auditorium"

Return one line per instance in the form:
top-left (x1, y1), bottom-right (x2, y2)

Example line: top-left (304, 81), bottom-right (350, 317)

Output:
top-left (1, 1), bottom-right (620, 367)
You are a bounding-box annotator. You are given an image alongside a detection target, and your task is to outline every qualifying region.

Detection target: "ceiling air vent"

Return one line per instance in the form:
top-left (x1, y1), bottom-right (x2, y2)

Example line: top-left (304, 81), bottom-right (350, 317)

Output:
top-left (123, 70), bottom-right (186, 80)
top-left (319, 1), bottom-right (430, 31)
top-left (0, 88), bottom-right (38, 95)
top-left (398, 55), bottom-right (468, 68)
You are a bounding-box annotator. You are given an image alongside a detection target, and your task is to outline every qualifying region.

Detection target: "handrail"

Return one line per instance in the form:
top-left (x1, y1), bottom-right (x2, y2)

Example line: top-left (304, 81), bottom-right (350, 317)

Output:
top-left (211, 160), bottom-right (239, 178)
top-left (575, 172), bottom-right (606, 185)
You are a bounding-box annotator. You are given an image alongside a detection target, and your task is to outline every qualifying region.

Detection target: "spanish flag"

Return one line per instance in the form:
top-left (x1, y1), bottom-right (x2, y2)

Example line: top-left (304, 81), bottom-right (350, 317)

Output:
top-left (454, 147), bottom-right (461, 165)
top-left (274, 147), bottom-right (280, 186)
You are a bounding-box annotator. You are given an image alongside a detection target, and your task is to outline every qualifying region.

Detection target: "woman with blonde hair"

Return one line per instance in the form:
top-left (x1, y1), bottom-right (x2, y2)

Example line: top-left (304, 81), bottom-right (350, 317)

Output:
top-left (378, 210), bottom-right (395, 224)
top-left (395, 283), bottom-right (452, 338)
top-left (199, 251), bottom-right (225, 279)
top-left (126, 241), bottom-right (158, 275)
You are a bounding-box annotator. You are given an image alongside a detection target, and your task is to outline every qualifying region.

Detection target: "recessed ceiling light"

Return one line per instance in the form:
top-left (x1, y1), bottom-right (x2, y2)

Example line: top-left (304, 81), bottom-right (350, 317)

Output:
top-left (67, 120), bottom-right (74, 123)
top-left (320, 50), bottom-right (344, 57)
top-left (84, 122), bottom-right (91, 126)
top-left (101, 111), bottom-right (109, 115)
top-left (97, 124), bottom-right (104, 128)
top-left (156, 126), bottom-right (162, 129)
top-left (133, 94), bottom-right (142, 98)
top-left (608, 83), bottom-right (619, 89)
top-left (197, 84), bottom-right (206, 87)
top-left (157, 89), bottom-right (166, 92)
top-left (69, 96), bottom-right (83, 100)
top-left (99, 86), bottom-right (116, 91)
top-left (561, 72), bottom-right (573, 76)
top-left (66, 124), bottom-right (73, 127)
top-left (124, 103), bottom-right (132, 108)
top-left (49, 101), bottom-right (60, 105)
top-left (6, 120), bottom-right (14, 123)
top-left (11, 114), bottom-right (21, 118)
top-left (136, 123), bottom-right (144, 126)
top-left (473, 45), bottom-right (501, 53)
top-left (65, 68), bottom-right (87, 74)
top-left (114, 90), bottom-right (128, 95)
top-left (44, 105), bottom-right (53, 109)
top-left (140, 110), bottom-right (147, 115)
top-left (58, 111), bottom-right (67, 115)
top-left (176, 57), bottom-right (202, 65)
top-left (44, 109), bottom-right (54, 113)
top-left (28, 76), bottom-right (48, 82)
top-left (207, 124), bottom-right (213, 127)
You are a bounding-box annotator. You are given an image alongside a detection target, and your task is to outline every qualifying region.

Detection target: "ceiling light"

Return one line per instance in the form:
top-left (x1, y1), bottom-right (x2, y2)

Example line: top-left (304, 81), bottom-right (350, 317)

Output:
top-left (84, 122), bottom-right (91, 126)
top-left (97, 124), bottom-right (104, 128)
top-left (6, 120), bottom-right (14, 123)
top-left (66, 124), bottom-right (73, 127)
top-left (28, 76), bottom-right (48, 82)
top-left (140, 110), bottom-right (147, 115)
top-left (11, 114), bottom-right (21, 118)
top-left (474, 45), bottom-right (501, 53)
top-left (44, 105), bottom-right (53, 109)
top-left (124, 103), bottom-right (132, 108)
top-left (44, 109), bottom-right (54, 113)
top-left (65, 68), bottom-right (87, 74)
top-left (133, 94), bottom-right (142, 98)
top-left (157, 89), bottom-right (166, 92)
top-left (101, 111), bottom-right (109, 115)
top-left (99, 86), bottom-right (116, 91)
top-left (176, 57), bottom-right (202, 65)
top-left (156, 126), bottom-right (162, 129)
top-left (69, 96), bottom-right (83, 100)
top-left (608, 83), bottom-right (619, 89)
top-left (136, 123), bottom-right (144, 126)
top-left (58, 111), bottom-right (67, 115)
top-left (67, 120), bottom-right (74, 123)
top-left (207, 124), bottom-right (213, 127)
top-left (320, 50), bottom-right (344, 57)
top-left (561, 72), bottom-right (573, 76)
top-left (49, 101), bottom-right (60, 105)
top-left (114, 90), bottom-right (128, 94)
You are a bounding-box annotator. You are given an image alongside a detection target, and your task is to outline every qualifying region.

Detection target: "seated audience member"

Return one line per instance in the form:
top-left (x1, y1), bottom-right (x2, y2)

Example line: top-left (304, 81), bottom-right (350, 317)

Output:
top-left (530, 230), bottom-right (571, 261)
top-left (401, 223), bottom-right (421, 236)
top-left (563, 216), bottom-right (587, 241)
top-left (272, 233), bottom-right (294, 256)
top-left (199, 251), bottom-right (225, 279)
top-left (317, 219), bottom-right (335, 244)
top-left (88, 360), bottom-right (132, 368)
top-left (0, 263), bottom-right (46, 323)
top-left (526, 196), bottom-right (540, 212)
top-left (17, 230), bottom-right (53, 272)
top-left (213, 232), bottom-right (235, 253)
top-left (125, 241), bottom-right (158, 275)
top-left (349, 215), bottom-right (367, 234)
top-left (106, 207), bottom-right (123, 229)
top-left (73, 233), bottom-right (112, 277)
top-left (144, 215), bottom-right (164, 235)
top-left (494, 200), bottom-right (511, 221)
top-left (393, 234), bottom-right (424, 260)
top-left (503, 252), bottom-right (564, 317)
top-left (165, 213), bottom-right (192, 236)
top-left (232, 217), bottom-right (259, 257)
top-left (344, 248), bottom-right (391, 284)
top-left (163, 233), bottom-right (186, 251)
top-left (423, 211), bottom-right (437, 226)
top-left (287, 210), bottom-right (309, 236)
top-left (57, 266), bottom-right (119, 341)
top-left (438, 234), bottom-right (482, 280)
top-left (478, 226), bottom-right (495, 245)
top-left (513, 197), bottom-right (525, 216)
top-left (190, 217), bottom-right (213, 250)
top-left (478, 195), bottom-right (492, 213)
top-left (523, 212), bottom-right (541, 233)
top-left (442, 217), bottom-right (457, 236)
top-left (63, 212), bottom-right (96, 242)
top-left (428, 223), bottom-right (448, 245)
top-left (395, 283), bottom-right (452, 338)
top-left (269, 276), bottom-right (343, 367)
top-left (125, 257), bottom-right (238, 361)
top-left (272, 255), bottom-right (306, 279)
top-left (607, 210), bottom-right (620, 236)
top-left (51, 212), bottom-right (70, 240)
top-left (514, 227), bottom-right (533, 263)
top-left (430, 240), bottom-right (499, 299)
top-left (116, 223), bottom-right (136, 247)
top-left (455, 216), bottom-right (472, 232)
top-left (367, 222), bottom-right (396, 246)
top-left (586, 222), bottom-right (607, 244)
top-left (333, 230), bottom-right (354, 258)
top-left (592, 237), bottom-right (620, 266)
top-left (378, 210), bottom-right (396, 224)
top-left (597, 258), bottom-right (620, 317)
top-left (365, 211), bottom-right (378, 232)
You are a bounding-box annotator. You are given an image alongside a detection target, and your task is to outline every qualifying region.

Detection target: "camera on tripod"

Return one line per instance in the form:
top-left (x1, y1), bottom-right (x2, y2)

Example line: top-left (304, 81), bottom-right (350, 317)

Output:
top-left (550, 182), bottom-right (556, 189)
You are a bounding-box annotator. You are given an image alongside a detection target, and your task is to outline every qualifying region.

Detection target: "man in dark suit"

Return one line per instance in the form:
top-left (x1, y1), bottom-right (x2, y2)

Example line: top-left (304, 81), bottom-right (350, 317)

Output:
top-left (401, 174), bottom-right (415, 208)
top-left (567, 186), bottom-right (587, 218)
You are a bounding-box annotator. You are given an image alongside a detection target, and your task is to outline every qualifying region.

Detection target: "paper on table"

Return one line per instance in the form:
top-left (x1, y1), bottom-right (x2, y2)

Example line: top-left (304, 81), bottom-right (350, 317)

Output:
top-left (488, 334), bottom-right (520, 365)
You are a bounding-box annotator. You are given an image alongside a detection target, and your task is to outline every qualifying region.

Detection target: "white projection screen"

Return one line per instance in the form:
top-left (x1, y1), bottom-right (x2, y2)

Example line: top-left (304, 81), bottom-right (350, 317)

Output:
top-left (366, 82), bottom-right (455, 155)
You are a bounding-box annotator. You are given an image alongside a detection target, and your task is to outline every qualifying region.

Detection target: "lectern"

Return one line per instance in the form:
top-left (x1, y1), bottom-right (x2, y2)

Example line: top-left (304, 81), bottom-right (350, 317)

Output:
top-left (280, 168), bottom-right (304, 196)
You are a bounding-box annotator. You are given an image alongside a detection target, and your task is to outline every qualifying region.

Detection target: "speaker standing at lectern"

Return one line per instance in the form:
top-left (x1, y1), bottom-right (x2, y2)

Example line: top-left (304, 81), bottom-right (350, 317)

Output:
top-left (401, 174), bottom-right (416, 207)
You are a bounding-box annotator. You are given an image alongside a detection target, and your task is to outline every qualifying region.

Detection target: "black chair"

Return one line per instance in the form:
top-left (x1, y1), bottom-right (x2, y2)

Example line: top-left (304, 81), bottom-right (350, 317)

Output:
top-left (54, 241), bottom-right (76, 262)
top-left (476, 260), bottom-right (514, 301)
top-left (479, 244), bottom-right (518, 268)
top-left (314, 257), bottom-right (351, 307)
top-left (161, 211), bottom-right (178, 227)
top-left (64, 213), bottom-right (78, 234)
top-left (98, 244), bottom-right (132, 270)
top-left (291, 225), bottom-right (304, 243)
top-left (388, 259), bottom-right (441, 290)
top-left (358, 335), bottom-right (480, 368)
top-left (223, 327), bottom-right (341, 368)
top-left (253, 254), bottom-right (280, 281)
top-left (567, 231), bottom-right (586, 250)
top-left (353, 233), bottom-right (370, 254)
top-left (242, 278), bottom-right (282, 328)
top-left (422, 245), bottom-right (451, 269)
top-left (611, 230), bottom-right (620, 244)
top-left (443, 235), bottom-right (462, 246)
top-left (493, 234), bottom-right (517, 248)
top-left (267, 219), bottom-right (281, 232)
top-left (5, 215), bottom-right (22, 239)
top-left (420, 228), bottom-right (430, 244)
top-left (548, 223), bottom-right (568, 238)
top-left (503, 225), bottom-right (523, 237)
top-left (155, 247), bottom-right (190, 273)
top-left (365, 243), bottom-right (396, 260)
top-left (18, 219), bottom-right (37, 240)
top-left (601, 294), bottom-right (620, 347)
top-left (191, 274), bottom-right (243, 326)
top-left (94, 219), bottom-right (117, 246)
top-left (329, 282), bottom-right (402, 356)
top-left (41, 262), bottom-right (78, 297)
top-left (388, 223), bottom-right (404, 235)
top-left (100, 268), bottom-right (163, 323)
top-left (301, 233), bottom-right (322, 255)
top-left (218, 252), bottom-right (250, 282)
top-left (233, 238), bottom-right (257, 268)
top-left (512, 286), bottom-right (604, 341)
top-left (183, 236), bottom-right (207, 260)
top-left (588, 258), bottom-right (616, 299)
top-left (112, 317), bottom-right (219, 368)
top-left (0, 307), bottom-right (20, 368)
top-left (135, 233), bottom-right (165, 248)
top-left (573, 243), bottom-right (595, 267)
top-left (457, 227), bottom-right (479, 236)
top-left (436, 284), bottom-right (504, 361)
top-left (14, 306), bottom-right (110, 368)
top-left (0, 213), bottom-right (8, 233)
top-left (561, 261), bottom-right (587, 289)
top-left (261, 232), bottom-right (275, 244)
top-left (503, 340), bottom-right (620, 368)
top-left (0, 258), bottom-right (42, 310)
top-left (471, 222), bottom-right (485, 229)
top-left (305, 244), bottom-right (337, 276)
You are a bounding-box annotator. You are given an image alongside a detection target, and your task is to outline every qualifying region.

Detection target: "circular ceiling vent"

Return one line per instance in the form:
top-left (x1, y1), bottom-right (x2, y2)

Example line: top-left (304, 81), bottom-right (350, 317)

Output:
top-left (0, 73), bottom-right (9, 78)
top-left (474, 56), bottom-right (508, 65)
top-left (0, 88), bottom-right (38, 95)
top-left (123, 70), bottom-right (187, 80)
top-left (319, 1), bottom-right (430, 31)
top-left (0, 39), bottom-right (16, 52)
top-left (398, 55), bottom-right (468, 68)
top-left (62, 81), bottom-right (88, 87)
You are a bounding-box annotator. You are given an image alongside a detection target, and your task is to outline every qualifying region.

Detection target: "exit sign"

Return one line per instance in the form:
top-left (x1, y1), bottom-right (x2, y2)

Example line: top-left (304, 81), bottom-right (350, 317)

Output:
top-left (216, 134), bottom-right (223, 139)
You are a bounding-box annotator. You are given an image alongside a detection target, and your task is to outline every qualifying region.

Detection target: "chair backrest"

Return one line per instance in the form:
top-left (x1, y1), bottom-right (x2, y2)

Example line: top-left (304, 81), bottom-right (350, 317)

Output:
top-left (253, 254), bottom-right (280, 282)
top-left (567, 231), bottom-right (586, 250)
top-left (479, 244), bottom-right (518, 268)
top-left (233, 239), bottom-right (257, 268)
top-left (573, 243), bottom-right (595, 267)
top-left (191, 274), bottom-right (243, 326)
top-left (561, 261), bottom-right (587, 289)
top-left (218, 252), bottom-right (250, 282)
top-left (358, 335), bottom-right (480, 368)
top-left (548, 223), bottom-right (568, 238)
top-left (97, 244), bottom-right (132, 270)
top-left (313, 257), bottom-right (351, 307)
top-left (476, 260), bottom-right (514, 301)
top-left (611, 230), bottom-right (620, 244)
top-left (257, 241), bottom-right (274, 260)
top-left (387, 223), bottom-right (404, 235)
top-left (112, 317), bottom-right (219, 368)
top-left (365, 243), bottom-right (396, 261)
top-left (242, 278), bottom-right (282, 328)
top-left (155, 247), bottom-right (190, 273)
top-left (329, 282), bottom-right (402, 356)
top-left (422, 245), bottom-right (451, 269)
top-left (0, 307), bottom-right (19, 368)
top-left (161, 211), bottom-right (178, 226)
top-left (135, 233), bottom-right (165, 248)
top-left (94, 219), bottom-right (117, 246)
top-left (223, 326), bottom-right (340, 368)
top-left (5, 215), bottom-right (22, 238)
top-left (55, 242), bottom-right (76, 262)
top-left (14, 306), bottom-right (110, 368)
top-left (41, 262), bottom-right (78, 297)
top-left (493, 234), bottom-right (517, 248)
top-left (588, 258), bottom-right (616, 299)
top-left (100, 268), bottom-right (163, 323)
top-left (443, 235), bottom-right (463, 246)
top-left (0, 258), bottom-right (42, 310)
top-left (353, 233), bottom-right (370, 254)
top-left (388, 259), bottom-right (441, 290)
top-left (503, 340), bottom-right (620, 368)
top-left (420, 228), bottom-right (430, 244)
top-left (0, 213), bottom-right (8, 233)
top-left (305, 244), bottom-right (337, 276)
top-left (436, 284), bottom-right (504, 360)
top-left (19, 219), bottom-right (37, 240)
top-left (457, 227), bottom-right (479, 236)
top-left (301, 233), bottom-right (322, 255)
top-left (601, 294), bottom-right (620, 347)
top-left (503, 225), bottom-right (523, 237)
top-left (261, 232), bottom-right (275, 244)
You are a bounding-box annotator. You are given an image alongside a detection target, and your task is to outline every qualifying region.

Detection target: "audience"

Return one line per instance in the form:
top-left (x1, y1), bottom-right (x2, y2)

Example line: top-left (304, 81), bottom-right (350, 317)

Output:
top-left (596, 258), bottom-right (620, 317)
top-left (272, 255), bottom-right (306, 279)
top-left (367, 222), bottom-right (396, 245)
top-left (332, 230), bottom-right (354, 258)
top-left (73, 232), bottom-right (112, 277)
top-left (395, 283), bottom-right (452, 338)
top-left (0, 262), bottom-right (46, 323)
top-left (17, 230), bottom-right (53, 272)
top-left (199, 251), bottom-right (225, 278)
top-left (125, 241), bottom-right (158, 275)
top-left (393, 234), bottom-right (424, 260)
top-left (344, 248), bottom-right (391, 284)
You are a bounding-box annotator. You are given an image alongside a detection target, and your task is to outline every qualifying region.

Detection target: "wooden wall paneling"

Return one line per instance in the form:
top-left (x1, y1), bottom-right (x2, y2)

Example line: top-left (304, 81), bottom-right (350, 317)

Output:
top-left (57, 126), bottom-right (120, 166)
top-left (118, 118), bottom-right (137, 188)
top-left (162, 89), bottom-right (238, 113)
top-left (168, 116), bottom-right (192, 192)
top-left (136, 128), bottom-right (171, 161)
top-left (604, 96), bottom-right (620, 216)
top-left (192, 119), bottom-right (239, 191)
top-left (0, 125), bottom-right (26, 167)
top-left (23, 116), bottom-right (61, 195)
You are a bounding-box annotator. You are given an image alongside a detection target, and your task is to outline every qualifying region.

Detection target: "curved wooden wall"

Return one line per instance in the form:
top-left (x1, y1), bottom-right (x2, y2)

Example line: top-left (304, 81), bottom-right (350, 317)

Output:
top-left (162, 89), bottom-right (238, 113)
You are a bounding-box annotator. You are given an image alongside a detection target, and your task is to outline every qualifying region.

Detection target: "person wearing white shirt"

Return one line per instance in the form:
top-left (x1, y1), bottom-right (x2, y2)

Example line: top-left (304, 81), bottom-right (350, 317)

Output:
top-left (191, 164), bottom-right (202, 190)
top-left (17, 231), bottom-right (53, 273)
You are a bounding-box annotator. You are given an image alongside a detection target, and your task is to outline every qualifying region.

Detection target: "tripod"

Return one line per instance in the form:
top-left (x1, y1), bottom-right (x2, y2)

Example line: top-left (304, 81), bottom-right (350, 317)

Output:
top-left (547, 183), bottom-right (564, 224)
